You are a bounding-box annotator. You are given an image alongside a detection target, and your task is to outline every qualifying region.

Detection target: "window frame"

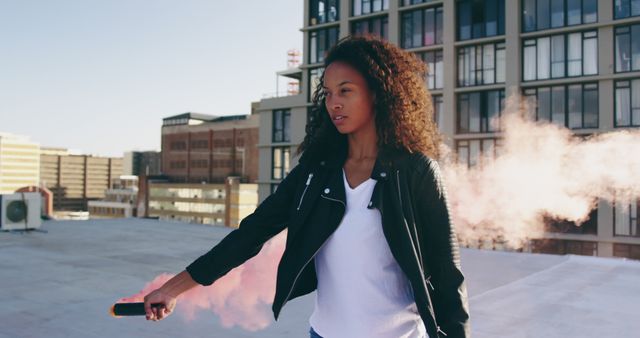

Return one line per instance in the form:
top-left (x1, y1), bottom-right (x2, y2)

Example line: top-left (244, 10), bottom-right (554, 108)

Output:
top-left (416, 50), bottom-right (444, 89)
top-left (614, 78), bottom-right (640, 127)
top-left (353, 0), bottom-right (389, 16)
top-left (456, 0), bottom-right (506, 41)
top-left (308, 67), bottom-right (325, 102)
top-left (522, 82), bottom-right (599, 129)
top-left (309, 26), bottom-right (340, 64)
top-left (522, 30), bottom-right (598, 81)
top-left (271, 146), bottom-right (291, 180)
top-left (613, 0), bottom-right (640, 20)
top-left (457, 41), bottom-right (506, 87)
top-left (456, 89), bottom-right (506, 134)
top-left (613, 197), bottom-right (640, 237)
top-left (614, 24), bottom-right (640, 73)
top-left (401, 5), bottom-right (444, 48)
top-left (272, 109), bottom-right (291, 143)
top-left (351, 15), bottom-right (389, 40)
top-left (522, 0), bottom-right (598, 33)
top-left (310, 0), bottom-right (340, 26)
top-left (456, 138), bottom-right (503, 168)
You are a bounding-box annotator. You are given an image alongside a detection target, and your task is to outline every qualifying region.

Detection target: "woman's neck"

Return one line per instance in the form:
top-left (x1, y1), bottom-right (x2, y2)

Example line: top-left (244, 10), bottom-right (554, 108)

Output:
top-left (347, 125), bottom-right (378, 160)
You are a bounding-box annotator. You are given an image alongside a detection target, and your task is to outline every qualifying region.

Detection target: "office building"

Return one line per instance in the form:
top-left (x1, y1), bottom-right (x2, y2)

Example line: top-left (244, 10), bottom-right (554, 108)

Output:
top-left (256, 0), bottom-right (640, 259)
top-left (161, 111), bottom-right (260, 184)
top-left (0, 133), bottom-right (40, 194)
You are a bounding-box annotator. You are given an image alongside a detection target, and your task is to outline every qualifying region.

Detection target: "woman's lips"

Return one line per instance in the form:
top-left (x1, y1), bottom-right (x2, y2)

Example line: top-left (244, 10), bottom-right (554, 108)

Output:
top-left (332, 115), bottom-right (346, 126)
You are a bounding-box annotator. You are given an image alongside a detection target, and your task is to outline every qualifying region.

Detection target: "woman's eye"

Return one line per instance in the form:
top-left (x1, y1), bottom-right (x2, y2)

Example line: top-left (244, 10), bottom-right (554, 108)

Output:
top-left (341, 89), bottom-right (350, 93)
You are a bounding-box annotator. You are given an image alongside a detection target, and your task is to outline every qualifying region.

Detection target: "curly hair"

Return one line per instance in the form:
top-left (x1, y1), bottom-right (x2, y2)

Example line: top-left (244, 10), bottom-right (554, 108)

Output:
top-left (297, 35), bottom-right (441, 160)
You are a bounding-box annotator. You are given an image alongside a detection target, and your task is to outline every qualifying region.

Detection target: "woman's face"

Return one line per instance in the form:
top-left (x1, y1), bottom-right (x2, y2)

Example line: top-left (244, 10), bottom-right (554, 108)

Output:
top-left (323, 61), bottom-right (376, 135)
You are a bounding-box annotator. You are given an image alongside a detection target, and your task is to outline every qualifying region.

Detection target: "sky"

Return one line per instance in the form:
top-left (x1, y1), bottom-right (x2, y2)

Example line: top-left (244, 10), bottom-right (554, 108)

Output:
top-left (0, 0), bottom-right (303, 157)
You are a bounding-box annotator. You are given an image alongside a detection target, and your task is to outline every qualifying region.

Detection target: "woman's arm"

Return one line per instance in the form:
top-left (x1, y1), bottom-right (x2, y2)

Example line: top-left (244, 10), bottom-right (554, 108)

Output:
top-left (413, 158), bottom-right (470, 338)
top-left (185, 162), bottom-right (307, 286)
top-left (143, 162), bottom-right (308, 322)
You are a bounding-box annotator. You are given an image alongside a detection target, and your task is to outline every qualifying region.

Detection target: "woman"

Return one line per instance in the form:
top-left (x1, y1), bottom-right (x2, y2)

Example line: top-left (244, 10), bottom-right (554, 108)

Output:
top-left (143, 35), bottom-right (470, 338)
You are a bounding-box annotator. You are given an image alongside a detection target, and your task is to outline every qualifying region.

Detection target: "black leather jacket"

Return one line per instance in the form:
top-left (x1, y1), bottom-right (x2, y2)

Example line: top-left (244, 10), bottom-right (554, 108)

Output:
top-left (187, 149), bottom-right (470, 338)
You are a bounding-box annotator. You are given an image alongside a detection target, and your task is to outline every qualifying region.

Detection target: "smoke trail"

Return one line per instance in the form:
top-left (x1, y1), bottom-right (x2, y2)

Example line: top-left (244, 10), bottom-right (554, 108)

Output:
top-left (121, 231), bottom-right (286, 331)
top-left (440, 96), bottom-right (640, 248)
top-left (123, 97), bottom-right (640, 330)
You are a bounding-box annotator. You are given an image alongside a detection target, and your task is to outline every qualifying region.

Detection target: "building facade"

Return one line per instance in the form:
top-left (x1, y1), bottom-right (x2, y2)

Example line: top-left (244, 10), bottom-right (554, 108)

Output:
top-left (87, 175), bottom-right (138, 218)
top-left (144, 177), bottom-right (258, 228)
top-left (40, 153), bottom-right (123, 211)
top-left (161, 112), bottom-right (260, 184)
top-left (123, 151), bottom-right (161, 176)
top-left (257, 0), bottom-right (640, 259)
top-left (0, 133), bottom-right (40, 194)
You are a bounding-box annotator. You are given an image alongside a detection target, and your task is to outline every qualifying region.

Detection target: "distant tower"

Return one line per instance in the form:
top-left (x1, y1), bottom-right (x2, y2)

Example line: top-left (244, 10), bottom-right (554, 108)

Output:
top-left (287, 49), bottom-right (301, 95)
top-left (287, 49), bottom-right (301, 68)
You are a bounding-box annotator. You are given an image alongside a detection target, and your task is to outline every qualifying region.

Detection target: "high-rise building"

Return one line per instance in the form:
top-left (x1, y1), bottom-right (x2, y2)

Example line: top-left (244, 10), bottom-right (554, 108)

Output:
top-left (257, 0), bottom-right (640, 259)
top-left (0, 133), bottom-right (40, 194)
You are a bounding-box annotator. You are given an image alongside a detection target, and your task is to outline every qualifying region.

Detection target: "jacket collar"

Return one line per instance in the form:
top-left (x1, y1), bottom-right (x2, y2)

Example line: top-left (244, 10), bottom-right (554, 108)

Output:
top-left (301, 145), bottom-right (406, 182)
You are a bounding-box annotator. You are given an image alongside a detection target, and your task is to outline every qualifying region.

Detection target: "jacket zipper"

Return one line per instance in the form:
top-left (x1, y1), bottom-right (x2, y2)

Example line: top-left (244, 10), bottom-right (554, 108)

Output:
top-left (296, 173), bottom-right (314, 211)
top-left (396, 170), bottom-right (446, 337)
top-left (282, 193), bottom-right (345, 310)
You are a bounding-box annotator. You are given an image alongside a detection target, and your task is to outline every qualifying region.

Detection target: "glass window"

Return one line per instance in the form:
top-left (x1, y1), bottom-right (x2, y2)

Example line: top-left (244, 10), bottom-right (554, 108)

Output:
top-left (432, 95), bottom-right (444, 130)
top-left (524, 40), bottom-right (537, 81)
top-left (401, 5), bottom-right (443, 48)
top-left (523, 30), bottom-right (598, 81)
top-left (583, 0), bottom-right (598, 22)
top-left (457, 0), bottom-right (505, 41)
top-left (614, 0), bottom-right (640, 19)
top-left (583, 31), bottom-right (598, 75)
top-left (308, 67), bottom-right (325, 102)
top-left (272, 109), bottom-right (291, 143)
top-left (615, 26), bottom-right (632, 72)
top-left (551, 0), bottom-right (565, 28)
top-left (458, 42), bottom-right (505, 87)
top-left (615, 79), bottom-right (640, 127)
top-left (271, 147), bottom-right (291, 180)
top-left (567, 33), bottom-right (582, 76)
top-left (523, 0), bottom-right (537, 32)
top-left (310, 0), bottom-right (340, 25)
top-left (537, 37), bottom-right (551, 79)
top-left (456, 138), bottom-right (502, 168)
top-left (551, 35), bottom-right (565, 77)
top-left (567, 0), bottom-right (581, 25)
top-left (614, 197), bottom-right (639, 237)
top-left (402, 0), bottom-right (437, 5)
top-left (537, 0), bottom-right (550, 30)
top-left (552, 86), bottom-right (566, 126)
top-left (351, 16), bottom-right (388, 40)
top-left (416, 50), bottom-right (443, 89)
top-left (523, 83), bottom-right (598, 129)
top-left (523, 0), bottom-right (598, 32)
top-left (309, 27), bottom-right (339, 64)
top-left (457, 90), bottom-right (505, 133)
top-left (353, 0), bottom-right (388, 16)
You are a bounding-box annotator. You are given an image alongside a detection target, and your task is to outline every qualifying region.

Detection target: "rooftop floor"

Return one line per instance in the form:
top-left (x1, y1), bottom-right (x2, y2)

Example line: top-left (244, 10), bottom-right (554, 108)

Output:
top-left (1, 219), bottom-right (638, 338)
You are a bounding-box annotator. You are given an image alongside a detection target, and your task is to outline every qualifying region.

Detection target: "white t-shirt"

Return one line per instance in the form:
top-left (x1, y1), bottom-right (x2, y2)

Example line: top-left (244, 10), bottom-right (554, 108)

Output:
top-left (309, 169), bottom-right (427, 338)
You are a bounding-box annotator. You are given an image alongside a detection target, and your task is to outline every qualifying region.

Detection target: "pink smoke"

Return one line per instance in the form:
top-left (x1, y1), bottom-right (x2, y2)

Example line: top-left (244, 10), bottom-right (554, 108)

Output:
top-left (120, 231), bottom-right (287, 331)
top-left (440, 96), bottom-right (640, 248)
top-left (123, 96), bottom-right (640, 331)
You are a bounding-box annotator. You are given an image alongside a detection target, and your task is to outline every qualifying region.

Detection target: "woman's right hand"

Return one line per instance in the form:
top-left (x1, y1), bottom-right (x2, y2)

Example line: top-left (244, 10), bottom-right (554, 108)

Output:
top-left (143, 287), bottom-right (177, 321)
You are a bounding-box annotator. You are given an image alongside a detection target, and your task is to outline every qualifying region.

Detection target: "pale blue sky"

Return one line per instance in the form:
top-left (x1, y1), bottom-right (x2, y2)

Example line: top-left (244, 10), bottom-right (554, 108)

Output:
top-left (0, 0), bottom-right (302, 156)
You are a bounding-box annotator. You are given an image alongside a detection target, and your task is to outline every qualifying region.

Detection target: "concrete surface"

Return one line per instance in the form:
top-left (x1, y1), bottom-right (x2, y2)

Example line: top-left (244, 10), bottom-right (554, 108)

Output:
top-left (1, 219), bottom-right (638, 338)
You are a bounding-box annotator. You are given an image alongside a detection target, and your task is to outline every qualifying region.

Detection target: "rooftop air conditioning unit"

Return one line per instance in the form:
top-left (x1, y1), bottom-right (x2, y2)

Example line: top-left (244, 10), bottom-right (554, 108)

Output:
top-left (0, 192), bottom-right (42, 231)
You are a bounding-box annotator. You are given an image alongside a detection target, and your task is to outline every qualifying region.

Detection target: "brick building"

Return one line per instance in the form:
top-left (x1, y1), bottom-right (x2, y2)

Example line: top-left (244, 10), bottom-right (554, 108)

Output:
top-left (161, 111), bottom-right (259, 183)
